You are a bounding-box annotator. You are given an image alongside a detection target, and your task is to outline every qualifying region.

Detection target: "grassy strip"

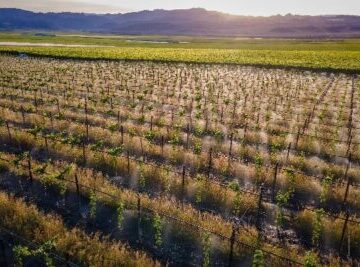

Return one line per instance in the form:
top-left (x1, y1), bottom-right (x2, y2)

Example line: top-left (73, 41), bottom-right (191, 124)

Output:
top-left (0, 190), bottom-right (159, 267)
top-left (0, 150), bottom-right (357, 265)
top-left (0, 46), bottom-right (359, 72)
top-left (0, 123), bottom-right (358, 266)
top-left (2, 101), bottom-right (360, 217)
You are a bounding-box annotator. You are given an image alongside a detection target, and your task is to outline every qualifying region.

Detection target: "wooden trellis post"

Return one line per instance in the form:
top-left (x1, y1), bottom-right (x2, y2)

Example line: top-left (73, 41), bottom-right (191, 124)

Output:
top-left (120, 125), bottom-right (124, 145)
top-left (181, 166), bottom-right (186, 208)
top-left (186, 124), bottom-right (190, 149)
top-left (84, 98), bottom-right (89, 142)
top-left (56, 99), bottom-right (60, 117)
top-left (20, 106), bottom-right (25, 124)
top-left (137, 194), bottom-right (142, 243)
top-left (228, 224), bottom-right (238, 267)
top-left (82, 140), bottom-right (86, 165)
top-left (205, 115), bottom-right (209, 133)
top-left (140, 137), bottom-right (144, 158)
top-left (346, 135), bottom-right (352, 157)
top-left (34, 90), bottom-right (38, 112)
top-left (272, 163), bottom-right (279, 202)
top-left (342, 154), bottom-right (352, 209)
top-left (150, 116), bottom-right (153, 131)
top-left (207, 148), bottom-right (213, 179)
top-left (295, 127), bottom-right (301, 149)
top-left (44, 135), bottom-right (48, 154)
top-left (339, 211), bottom-right (350, 255)
top-left (286, 143), bottom-right (292, 164)
top-left (74, 173), bottom-right (80, 197)
top-left (27, 152), bottom-right (33, 183)
top-left (228, 133), bottom-right (234, 157)
top-left (5, 121), bottom-right (11, 141)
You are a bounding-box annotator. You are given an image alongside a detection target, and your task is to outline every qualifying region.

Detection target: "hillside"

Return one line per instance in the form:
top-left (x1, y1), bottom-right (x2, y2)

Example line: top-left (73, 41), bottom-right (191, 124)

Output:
top-left (1, 8), bottom-right (360, 37)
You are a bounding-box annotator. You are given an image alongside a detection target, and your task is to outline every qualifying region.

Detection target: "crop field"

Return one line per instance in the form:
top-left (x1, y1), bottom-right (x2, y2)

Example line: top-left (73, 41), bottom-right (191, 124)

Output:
top-left (1, 45), bottom-right (360, 72)
top-left (0, 53), bottom-right (359, 266)
top-left (0, 34), bottom-right (360, 72)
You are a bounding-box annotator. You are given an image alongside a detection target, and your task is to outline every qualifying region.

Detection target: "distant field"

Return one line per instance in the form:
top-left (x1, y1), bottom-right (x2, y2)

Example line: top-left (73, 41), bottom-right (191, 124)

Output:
top-left (0, 32), bottom-right (360, 71)
top-left (1, 32), bottom-right (360, 50)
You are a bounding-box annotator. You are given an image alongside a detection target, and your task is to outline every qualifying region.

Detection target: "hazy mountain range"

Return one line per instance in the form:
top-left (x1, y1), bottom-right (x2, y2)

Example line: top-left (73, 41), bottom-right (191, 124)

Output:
top-left (1, 8), bottom-right (360, 37)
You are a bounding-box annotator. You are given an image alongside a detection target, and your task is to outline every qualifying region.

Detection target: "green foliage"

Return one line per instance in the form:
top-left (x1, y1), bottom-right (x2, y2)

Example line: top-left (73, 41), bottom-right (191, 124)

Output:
top-left (153, 213), bottom-right (163, 247)
top-left (145, 130), bottom-right (156, 143)
top-left (13, 245), bottom-right (31, 266)
top-left (13, 240), bottom-right (55, 267)
top-left (139, 114), bottom-right (145, 124)
top-left (304, 251), bottom-right (319, 267)
top-left (41, 166), bottom-right (71, 195)
top-left (195, 111), bottom-right (202, 119)
top-left (108, 146), bottom-right (124, 157)
top-left (202, 232), bottom-right (211, 267)
top-left (194, 125), bottom-right (204, 137)
top-left (33, 163), bottom-right (47, 175)
top-left (284, 168), bottom-right (296, 194)
top-left (254, 153), bottom-right (264, 183)
top-left (127, 127), bottom-right (137, 137)
top-left (28, 125), bottom-right (43, 137)
top-left (12, 152), bottom-right (28, 167)
top-left (138, 164), bottom-right (146, 189)
top-left (275, 190), bottom-right (290, 228)
top-left (90, 140), bottom-right (105, 151)
top-left (195, 174), bottom-right (206, 204)
top-left (59, 133), bottom-right (82, 147)
top-left (168, 131), bottom-right (181, 146)
top-left (213, 129), bottom-right (223, 141)
top-left (312, 209), bottom-right (324, 247)
top-left (194, 140), bottom-right (202, 155)
top-left (89, 190), bottom-right (97, 219)
top-left (254, 153), bottom-right (263, 169)
top-left (232, 191), bottom-right (243, 216)
top-left (320, 175), bottom-right (333, 204)
top-left (117, 200), bottom-right (125, 229)
top-left (108, 123), bottom-right (119, 133)
top-left (178, 109), bottom-right (185, 117)
top-left (252, 249), bottom-right (264, 267)
top-left (228, 180), bottom-right (240, 192)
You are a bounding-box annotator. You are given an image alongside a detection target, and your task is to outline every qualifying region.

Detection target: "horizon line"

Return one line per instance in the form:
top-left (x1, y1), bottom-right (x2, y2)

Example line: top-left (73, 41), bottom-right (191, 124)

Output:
top-left (1, 6), bottom-right (360, 17)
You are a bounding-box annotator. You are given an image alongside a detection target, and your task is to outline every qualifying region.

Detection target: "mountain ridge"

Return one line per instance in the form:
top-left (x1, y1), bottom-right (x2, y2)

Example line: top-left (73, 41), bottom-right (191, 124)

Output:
top-left (1, 8), bottom-right (360, 37)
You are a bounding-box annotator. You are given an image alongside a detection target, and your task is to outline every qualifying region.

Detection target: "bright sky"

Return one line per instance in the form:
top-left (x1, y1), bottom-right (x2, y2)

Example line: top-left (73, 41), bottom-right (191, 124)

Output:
top-left (1, 0), bottom-right (360, 16)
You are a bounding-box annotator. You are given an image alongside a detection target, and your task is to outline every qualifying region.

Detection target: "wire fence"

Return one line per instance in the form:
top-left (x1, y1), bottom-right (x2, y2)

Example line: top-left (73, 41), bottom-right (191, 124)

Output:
top-left (0, 155), bottom-right (305, 266)
top-left (1, 122), bottom-right (360, 226)
top-left (2, 100), bottom-right (360, 192)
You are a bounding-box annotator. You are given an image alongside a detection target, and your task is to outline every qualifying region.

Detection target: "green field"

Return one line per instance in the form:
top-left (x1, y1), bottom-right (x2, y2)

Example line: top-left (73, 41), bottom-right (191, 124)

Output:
top-left (0, 32), bottom-right (360, 72)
